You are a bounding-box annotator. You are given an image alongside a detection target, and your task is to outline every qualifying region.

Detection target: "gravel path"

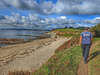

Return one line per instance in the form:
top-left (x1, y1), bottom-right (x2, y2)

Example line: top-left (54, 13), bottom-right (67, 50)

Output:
top-left (0, 37), bottom-right (69, 75)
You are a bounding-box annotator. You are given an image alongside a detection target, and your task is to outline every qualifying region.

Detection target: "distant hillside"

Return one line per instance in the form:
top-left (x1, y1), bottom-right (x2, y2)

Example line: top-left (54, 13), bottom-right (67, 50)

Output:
top-left (52, 28), bottom-right (83, 37)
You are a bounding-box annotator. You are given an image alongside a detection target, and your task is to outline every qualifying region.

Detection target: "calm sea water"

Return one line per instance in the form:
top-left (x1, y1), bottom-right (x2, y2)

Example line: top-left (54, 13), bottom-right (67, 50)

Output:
top-left (0, 29), bottom-right (49, 41)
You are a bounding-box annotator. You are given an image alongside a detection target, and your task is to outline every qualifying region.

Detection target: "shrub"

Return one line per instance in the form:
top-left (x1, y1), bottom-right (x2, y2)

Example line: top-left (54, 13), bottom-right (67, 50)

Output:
top-left (90, 23), bottom-right (100, 37)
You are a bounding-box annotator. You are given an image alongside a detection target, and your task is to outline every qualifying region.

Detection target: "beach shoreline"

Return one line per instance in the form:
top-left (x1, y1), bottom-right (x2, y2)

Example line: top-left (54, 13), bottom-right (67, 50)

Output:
top-left (0, 36), bottom-right (69, 75)
top-left (0, 31), bottom-right (52, 47)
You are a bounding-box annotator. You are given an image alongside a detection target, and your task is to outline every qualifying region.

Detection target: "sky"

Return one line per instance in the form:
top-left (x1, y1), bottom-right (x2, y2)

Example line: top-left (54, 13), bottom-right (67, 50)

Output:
top-left (0, 0), bottom-right (100, 15)
top-left (0, 0), bottom-right (100, 29)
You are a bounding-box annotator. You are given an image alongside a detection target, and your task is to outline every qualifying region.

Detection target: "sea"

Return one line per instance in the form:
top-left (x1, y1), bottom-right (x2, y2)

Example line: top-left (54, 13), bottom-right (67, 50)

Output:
top-left (0, 29), bottom-right (50, 47)
top-left (0, 29), bottom-right (49, 40)
top-left (0, 24), bottom-right (51, 47)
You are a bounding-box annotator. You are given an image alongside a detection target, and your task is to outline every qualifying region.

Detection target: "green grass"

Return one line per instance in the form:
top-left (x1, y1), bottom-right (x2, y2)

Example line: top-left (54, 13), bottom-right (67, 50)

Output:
top-left (55, 28), bottom-right (82, 32)
top-left (32, 28), bottom-right (82, 75)
top-left (33, 46), bottom-right (82, 75)
top-left (88, 38), bottom-right (100, 75)
top-left (93, 37), bottom-right (100, 42)
top-left (53, 28), bottom-right (82, 38)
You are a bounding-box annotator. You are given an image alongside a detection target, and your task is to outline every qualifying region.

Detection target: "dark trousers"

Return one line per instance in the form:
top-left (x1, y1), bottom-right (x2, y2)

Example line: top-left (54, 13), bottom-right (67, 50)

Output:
top-left (81, 44), bottom-right (91, 62)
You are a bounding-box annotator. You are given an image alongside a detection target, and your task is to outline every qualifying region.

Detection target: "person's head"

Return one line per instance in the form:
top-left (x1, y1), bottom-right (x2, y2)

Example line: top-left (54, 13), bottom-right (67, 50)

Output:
top-left (84, 27), bottom-right (89, 32)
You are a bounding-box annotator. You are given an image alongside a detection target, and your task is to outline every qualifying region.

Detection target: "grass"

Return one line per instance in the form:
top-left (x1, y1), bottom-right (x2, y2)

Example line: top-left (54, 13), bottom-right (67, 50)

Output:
top-left (88, 38), bottom-right (100, 75)
top-left (7, 28), bottom-right (100, 75)
top-left (55, 28), bottom-right (82, 32)
top-left (93, 37), bottom-right (100, 42)
top-left (7, 28), bottom-right (82, 75)
top-left (33, 28), bottom-right (100, 75)
top-left (33, 45), bottom-right (82, 75)
top-left (53, 28), bottom-right (82, 38)
top-left (32, 28), bottom-right (82, 75)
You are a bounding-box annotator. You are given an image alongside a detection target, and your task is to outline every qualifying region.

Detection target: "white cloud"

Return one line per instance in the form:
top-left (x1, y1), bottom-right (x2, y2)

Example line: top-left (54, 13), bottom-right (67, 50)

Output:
top-left (94, 17), bottom-right (100, 20)
top-left (0, 12), bottom-right (99, 29)
top-left (0, 0), bottom-right (100, 15)
top-left (60, 16), bottom-right (67, 19)
top-left (50, 0), bottom-right (100, 15)
top-left (41, 1), bottom-right (54, 14)
top-left (5, 0), bottom-right (20, 8)
top-left (52, 2), bottom-right (64, 13)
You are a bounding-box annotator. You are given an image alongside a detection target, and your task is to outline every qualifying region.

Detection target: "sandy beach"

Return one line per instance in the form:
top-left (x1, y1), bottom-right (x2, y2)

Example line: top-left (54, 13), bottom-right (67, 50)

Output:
top-left (0, 37), bottom-right (69, 75)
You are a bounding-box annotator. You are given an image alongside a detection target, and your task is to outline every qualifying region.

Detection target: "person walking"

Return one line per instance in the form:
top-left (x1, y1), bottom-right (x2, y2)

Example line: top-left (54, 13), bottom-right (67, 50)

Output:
top-left (80, 28), bottom-right (93, 64)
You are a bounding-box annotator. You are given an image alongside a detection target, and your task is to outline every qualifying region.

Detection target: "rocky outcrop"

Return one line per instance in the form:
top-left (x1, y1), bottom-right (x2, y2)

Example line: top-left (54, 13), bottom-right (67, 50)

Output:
top-left (0, 38), bottom-right (24, 44)
top-left (38, 32), bottom-right (57, 39)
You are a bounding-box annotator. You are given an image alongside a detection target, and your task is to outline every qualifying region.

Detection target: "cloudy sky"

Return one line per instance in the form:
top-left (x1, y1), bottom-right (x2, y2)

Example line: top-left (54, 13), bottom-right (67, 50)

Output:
top-left (0, 0), bottom-right (100, 29)
top-left (0, 0), bottom-right (100, 15)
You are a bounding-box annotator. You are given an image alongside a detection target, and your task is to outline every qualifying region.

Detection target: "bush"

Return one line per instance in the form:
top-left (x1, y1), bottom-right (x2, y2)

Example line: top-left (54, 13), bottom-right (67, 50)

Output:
top-left (90, 23), bottom-right (100, 37)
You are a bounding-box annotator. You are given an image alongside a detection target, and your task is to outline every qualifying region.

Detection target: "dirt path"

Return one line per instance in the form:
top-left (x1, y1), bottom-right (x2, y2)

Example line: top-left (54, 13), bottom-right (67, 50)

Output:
top-left (0, 37), bottom-right (70, 75)
top-left (77, 42), bottom-right (98, 75)
top-left (77, 59), bottom-right (88, 75)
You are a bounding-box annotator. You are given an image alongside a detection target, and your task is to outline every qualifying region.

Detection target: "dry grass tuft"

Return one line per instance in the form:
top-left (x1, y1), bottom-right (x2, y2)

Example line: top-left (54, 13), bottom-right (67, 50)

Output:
top-left (8, 71), bottom-right (31, 75)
